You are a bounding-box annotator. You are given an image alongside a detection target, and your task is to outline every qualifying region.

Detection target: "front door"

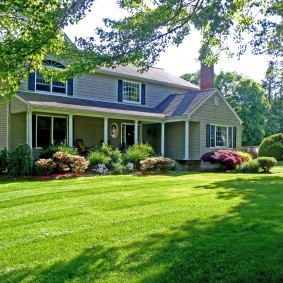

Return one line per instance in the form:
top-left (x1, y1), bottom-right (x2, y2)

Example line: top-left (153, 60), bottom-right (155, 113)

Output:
top-left (121, 124), bottom-right (141, 148)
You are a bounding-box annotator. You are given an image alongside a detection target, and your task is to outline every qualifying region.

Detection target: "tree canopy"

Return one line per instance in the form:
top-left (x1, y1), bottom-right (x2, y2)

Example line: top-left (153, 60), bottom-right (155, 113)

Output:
top-left (1, 0), bottom-right (282, 100)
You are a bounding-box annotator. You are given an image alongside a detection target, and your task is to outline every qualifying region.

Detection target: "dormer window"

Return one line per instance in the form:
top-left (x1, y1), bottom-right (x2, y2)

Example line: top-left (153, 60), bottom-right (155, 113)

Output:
top-left (28, 60), bottom-right (73, 95)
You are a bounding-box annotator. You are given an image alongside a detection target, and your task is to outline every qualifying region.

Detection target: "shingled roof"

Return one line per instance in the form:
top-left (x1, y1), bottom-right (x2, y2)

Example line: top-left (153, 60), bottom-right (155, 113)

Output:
top-left (17, 89), bottom-right (216, 119)
top-left (17, 92), bottom-right (164, 119)
top-left (99, 66), bottom-right (199, 90)
top-left (156, 89), bottom-right (216, 117)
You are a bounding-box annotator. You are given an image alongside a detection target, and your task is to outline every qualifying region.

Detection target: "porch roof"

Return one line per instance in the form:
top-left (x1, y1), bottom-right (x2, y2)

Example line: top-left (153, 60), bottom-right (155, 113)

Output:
top-left (156, 89), bottom-right (216, 117)
top-left (17, 92), bottom-right (165, 119)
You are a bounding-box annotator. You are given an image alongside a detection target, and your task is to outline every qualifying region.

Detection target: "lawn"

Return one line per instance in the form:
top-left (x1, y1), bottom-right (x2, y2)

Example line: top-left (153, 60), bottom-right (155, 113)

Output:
top-left (0, 172), bottom-right (283, 283)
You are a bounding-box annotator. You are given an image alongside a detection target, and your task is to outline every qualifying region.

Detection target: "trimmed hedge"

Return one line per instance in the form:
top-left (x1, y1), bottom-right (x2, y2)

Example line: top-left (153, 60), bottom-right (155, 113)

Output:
top-left (258, 133), bottom-right (283, 161)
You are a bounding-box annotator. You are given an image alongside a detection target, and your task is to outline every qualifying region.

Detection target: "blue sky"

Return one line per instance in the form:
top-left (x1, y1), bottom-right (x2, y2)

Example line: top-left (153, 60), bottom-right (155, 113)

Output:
top-left (65, 0), bottom-right (271, 83)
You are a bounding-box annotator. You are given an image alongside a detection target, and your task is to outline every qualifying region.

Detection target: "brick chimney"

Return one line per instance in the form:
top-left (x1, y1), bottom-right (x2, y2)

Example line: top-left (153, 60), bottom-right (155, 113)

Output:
top-left (200, 63), bottom-right (214, 89)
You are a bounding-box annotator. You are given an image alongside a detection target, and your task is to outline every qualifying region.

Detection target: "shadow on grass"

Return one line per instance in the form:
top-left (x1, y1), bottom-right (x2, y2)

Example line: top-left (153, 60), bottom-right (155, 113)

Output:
top-left (1, 175), bottom-right (283, 282)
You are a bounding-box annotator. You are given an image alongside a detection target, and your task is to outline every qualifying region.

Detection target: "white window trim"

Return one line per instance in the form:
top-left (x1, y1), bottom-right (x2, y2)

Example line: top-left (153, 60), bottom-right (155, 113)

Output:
top-left (210, 124), bottom-right (234, 149)
top-left (35, 114), bottom-right (68, 149)
top-left (122, 80), bottom-right (142, 104)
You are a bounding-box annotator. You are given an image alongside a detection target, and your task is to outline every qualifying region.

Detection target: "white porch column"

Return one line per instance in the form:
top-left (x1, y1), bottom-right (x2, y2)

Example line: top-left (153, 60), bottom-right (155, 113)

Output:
top-left (161, 122), bottom-right (165, 157)
top-left (26, 109), bottom-right (33, 148)
top-left (104, 118), bottom-right (108, 145)
top-left (68, 114), bottom-right (73, 147)
top-left (134, 120), bottom-right (139, 144)
top-left (184, 120), bottom-right (189, 160)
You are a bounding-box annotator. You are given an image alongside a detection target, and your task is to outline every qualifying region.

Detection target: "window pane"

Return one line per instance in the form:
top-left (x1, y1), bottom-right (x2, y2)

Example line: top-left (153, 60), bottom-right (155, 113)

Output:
top-left (216, 126), bottom-right (227, 147)
top-left (53, 118), bottom-right (67, 145)
top-left (123, 81), bottom-right (140, 103)
top-left (37, 116), bottom-right (51, 148)
top-left (52, 80), bottom-right (66, 93)
top-left (36, 71), bottom-right (51, 92)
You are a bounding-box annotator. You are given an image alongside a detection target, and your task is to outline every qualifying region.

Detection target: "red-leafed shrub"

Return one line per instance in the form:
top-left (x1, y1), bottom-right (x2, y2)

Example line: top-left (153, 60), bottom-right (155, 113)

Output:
top-left (201, 149), bottom-right (245, 170)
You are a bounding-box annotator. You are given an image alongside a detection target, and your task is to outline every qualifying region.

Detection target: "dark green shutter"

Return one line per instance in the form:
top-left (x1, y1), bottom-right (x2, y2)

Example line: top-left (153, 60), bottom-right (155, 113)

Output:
top-left (28, 72), bottom-right (36, 90)
top-left (67, 79), bottom-right (73, 96)
top-left (118, 80), bottom-right (123, 102)
top-left (141, 84), bottom-right (145, 105)
top-left (206, 124), bottom-right (210, 147)
top-left (211, 125), bottom-right (215, 147)
top-left (233, 127), bottom-right (237, 148)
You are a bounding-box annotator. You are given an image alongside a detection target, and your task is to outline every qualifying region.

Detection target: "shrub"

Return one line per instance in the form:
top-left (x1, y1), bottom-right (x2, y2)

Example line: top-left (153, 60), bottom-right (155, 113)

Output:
top-left (237, 151), bottom-right (253, 162)
top-left (124, 143), bottom-right (155, 169)
top-left (93, 164), bottom-right (109, 175)
top-left (40, 142), bottom-right (78, 159)
top-left (140, 157), bottom-right (176, 172)
top-left (35, 158), bottom-right (57, 175)
top-left (235, 160), bottom-right (260, 173)
top-left (0, 148), bottom-right (9, 174)
top-left (111, 162), bottom-right (126, 175)
top-left (258, 133), bottom-right (283, 161)
top-left (87, 151), bottom-right (110, 168)
top-left (257, 157), bottom-right (277, 172)
top-left (201, 149), bottom-right (245, 171)
top-left (8, 144), bottom-right (33, 176)
top-left (69, 155), bottom-right (89, 173)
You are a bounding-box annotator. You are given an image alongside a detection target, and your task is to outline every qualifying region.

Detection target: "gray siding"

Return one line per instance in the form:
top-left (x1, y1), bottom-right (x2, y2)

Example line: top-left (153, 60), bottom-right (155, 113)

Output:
top-left (189, 122), bottom-right (200, 160)
top-left (165, 122), bottom-right (185, 160)
top-left (74, 116), bottom-right (104, 148)
top-left (11, 113), bottom-right (26, 150)
top-left (0, 103), bottom-right (8, 149)
top-left (190, 94), bottom-right (242, 157)
top-left (10, 97), bottom-right (28, 113)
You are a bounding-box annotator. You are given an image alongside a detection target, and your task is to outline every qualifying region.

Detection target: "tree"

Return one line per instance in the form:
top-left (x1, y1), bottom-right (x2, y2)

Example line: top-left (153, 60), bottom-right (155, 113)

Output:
top-left (96, 0), bottom-right (283, 69)
top-left (261, 61), bottom-right (283, 135)
top-left (0, 0), bottom-right (101, 100)
top-left (180, 71), bottom-right (200, 85)
top-left (182, 70), bottom-right (270, 145)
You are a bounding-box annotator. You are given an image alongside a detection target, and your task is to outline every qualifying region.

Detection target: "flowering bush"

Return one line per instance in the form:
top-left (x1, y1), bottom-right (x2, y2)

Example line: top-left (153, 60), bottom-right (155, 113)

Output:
top-left (201, 150), bottom-right (245, 171)
top-left (126, 162), bottom-right (135, 172)
top-left (93, 164), bottom-right (109, 175)
top-left (140, 157), bottom-right (176, 172)
top-left (35, 158), bottom-right (57, 175)
top-left (69, 155), bottom-right (89, 173)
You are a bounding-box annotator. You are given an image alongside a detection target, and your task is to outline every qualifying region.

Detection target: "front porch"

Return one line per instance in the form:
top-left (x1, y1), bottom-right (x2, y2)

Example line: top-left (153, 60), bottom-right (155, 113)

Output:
top-left (12, 110), bottom-right (201, 161)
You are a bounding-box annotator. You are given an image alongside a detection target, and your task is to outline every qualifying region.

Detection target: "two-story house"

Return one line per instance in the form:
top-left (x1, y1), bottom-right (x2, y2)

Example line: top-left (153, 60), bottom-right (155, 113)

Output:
top-left (0, 59), bottom-right (242, 161)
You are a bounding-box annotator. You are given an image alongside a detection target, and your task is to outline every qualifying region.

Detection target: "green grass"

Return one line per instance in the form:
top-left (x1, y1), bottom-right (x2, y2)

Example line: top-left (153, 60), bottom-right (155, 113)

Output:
top-left (1, 172), bottom-right (283, 282)
top-left (272, 160), bottom-right (283, 173)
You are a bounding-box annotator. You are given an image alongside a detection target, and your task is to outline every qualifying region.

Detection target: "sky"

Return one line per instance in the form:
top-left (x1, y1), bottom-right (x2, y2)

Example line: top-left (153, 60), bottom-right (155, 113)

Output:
top-left (64, 0), bottom-right (271, 83)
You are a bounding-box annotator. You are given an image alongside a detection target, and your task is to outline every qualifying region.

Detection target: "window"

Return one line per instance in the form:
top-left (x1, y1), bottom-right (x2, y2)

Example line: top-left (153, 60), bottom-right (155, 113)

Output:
top-left (33, 115), bottom-right (67, 148)
top-left (123, 81), bottom-right (141, 103)
top-left (28, 60), bottom-right (73, 95)
top-left (206, 124), bottom-right (236, 148)
top-left (118, 80), bottom-right (145, 105)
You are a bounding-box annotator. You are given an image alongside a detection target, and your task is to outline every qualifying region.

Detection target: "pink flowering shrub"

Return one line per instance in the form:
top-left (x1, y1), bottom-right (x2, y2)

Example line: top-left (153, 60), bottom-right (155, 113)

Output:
top-left (140, 157), bottom-right (176, 172)
top-left (35, 151), bottom-right (89, 175)
top-left (35, 158), bottom-right (57, 175)
top-left (201, 149), bottom-right (245, 170)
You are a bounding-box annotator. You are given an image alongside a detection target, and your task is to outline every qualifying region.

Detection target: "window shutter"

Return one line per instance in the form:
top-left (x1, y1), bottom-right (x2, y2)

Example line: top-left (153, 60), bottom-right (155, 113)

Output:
top-left (206, 124), bottom-right (210, 147)
top-left (67, 79), bottom-right (73, 96)
top-left (118, 80), bottom-right (123, 102)
top-left (233, 127), bottom-right (237, 148)
top-left (28, 72), bottom-right (36, 90)
top-left (211, 125), bottom-right (216, 147)
top-left (141, 84), bottom-right (145, 105)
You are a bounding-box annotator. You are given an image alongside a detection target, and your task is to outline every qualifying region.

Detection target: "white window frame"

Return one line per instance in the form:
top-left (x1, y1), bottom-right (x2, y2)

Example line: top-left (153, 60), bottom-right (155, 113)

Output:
top-left (35, 60), bottom-right (67, 94)
top-left (210, 124), bottom-right (234, 148)
top-left (122, 80), bottom-right (141, 104)
top-left (35, 114), bottom-right (68, 148)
